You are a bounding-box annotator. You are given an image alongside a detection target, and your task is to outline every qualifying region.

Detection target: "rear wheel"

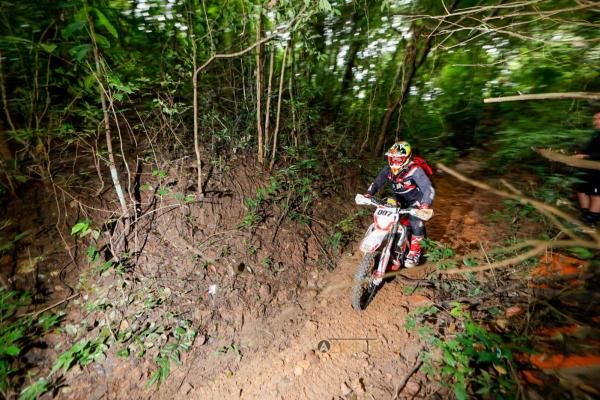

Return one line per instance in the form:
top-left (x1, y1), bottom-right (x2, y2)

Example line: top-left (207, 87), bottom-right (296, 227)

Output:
top-left (351, 252), bottom-right (380, 310)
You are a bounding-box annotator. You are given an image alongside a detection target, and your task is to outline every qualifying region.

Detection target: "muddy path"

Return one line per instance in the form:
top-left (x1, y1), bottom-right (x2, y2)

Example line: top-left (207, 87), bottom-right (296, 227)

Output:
top-left (1, 157), bottom-right (508, 400)
top-left (152, 168), bottom-right (500, 400)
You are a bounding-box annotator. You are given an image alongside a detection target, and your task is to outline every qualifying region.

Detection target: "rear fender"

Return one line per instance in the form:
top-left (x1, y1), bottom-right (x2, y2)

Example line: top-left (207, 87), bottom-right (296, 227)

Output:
top-left (360, 224), bottom-right (388, 254)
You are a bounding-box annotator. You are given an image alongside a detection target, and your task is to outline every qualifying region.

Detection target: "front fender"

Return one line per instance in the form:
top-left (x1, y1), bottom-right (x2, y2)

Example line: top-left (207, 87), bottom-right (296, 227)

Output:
top-left (359, 224), bottom-right (388, 254)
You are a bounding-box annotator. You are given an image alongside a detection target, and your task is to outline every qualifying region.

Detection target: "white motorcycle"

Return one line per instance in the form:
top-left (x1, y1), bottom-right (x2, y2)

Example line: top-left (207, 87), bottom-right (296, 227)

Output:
top-left (351, 194), bottom-right (433, 310)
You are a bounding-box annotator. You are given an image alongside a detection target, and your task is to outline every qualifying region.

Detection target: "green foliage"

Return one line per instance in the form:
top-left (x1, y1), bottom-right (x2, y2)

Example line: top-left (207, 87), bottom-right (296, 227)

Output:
top-left (421, 238), bottom-right (455, 269)
top-left (567, 247), bottom-right (594, 259)
top-left (71, 219), bottom-right (100, 240)
top-left (0, 290), bottom-right (63, 398)
top-left (215, 343), bottom-right (242, 360)
top-left (261, 257), bottom-right (273, 269)
top-left (327, 209), bottom-right (369, 252)
top-left (238, 146), bottom-right (323, 230)
top-left (413, 303), bottom-right (527, 399)
top-left (18, 378), bottom-right (49, 400)
top-left (147, 320), bottom-right (197, 389)
top-left (49, 337), bottom-right (109, 376)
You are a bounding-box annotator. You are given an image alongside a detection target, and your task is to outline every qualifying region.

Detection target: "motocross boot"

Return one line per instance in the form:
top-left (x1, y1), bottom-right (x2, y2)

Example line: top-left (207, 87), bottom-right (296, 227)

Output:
top-left (404, 235), bottom-right (424, 268)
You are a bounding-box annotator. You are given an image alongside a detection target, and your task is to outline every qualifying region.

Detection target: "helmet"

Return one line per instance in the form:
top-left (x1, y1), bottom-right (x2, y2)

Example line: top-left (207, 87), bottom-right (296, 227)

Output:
top-left (385, 141), bottom-right (412, 175)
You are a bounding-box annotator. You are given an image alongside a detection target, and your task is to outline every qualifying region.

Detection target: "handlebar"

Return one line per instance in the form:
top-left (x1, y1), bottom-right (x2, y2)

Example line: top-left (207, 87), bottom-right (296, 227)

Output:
top-left (354, 194), bottom-right (434, 221)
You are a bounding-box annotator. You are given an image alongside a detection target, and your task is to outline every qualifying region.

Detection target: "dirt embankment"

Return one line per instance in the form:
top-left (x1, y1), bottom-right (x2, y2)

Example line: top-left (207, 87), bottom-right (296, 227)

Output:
top-left (149, 165), bottom-right (507, 400)
top-left (2, 156), bottom-right (549, 400)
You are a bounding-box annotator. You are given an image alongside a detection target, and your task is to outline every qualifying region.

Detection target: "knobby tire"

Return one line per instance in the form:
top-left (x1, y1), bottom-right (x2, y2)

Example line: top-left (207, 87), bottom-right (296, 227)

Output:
top-left (351, 252), bottom-right (379, 310)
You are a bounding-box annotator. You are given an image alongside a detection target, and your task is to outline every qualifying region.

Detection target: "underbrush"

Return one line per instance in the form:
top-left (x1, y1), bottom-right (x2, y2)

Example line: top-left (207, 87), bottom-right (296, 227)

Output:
top-left (2, 221), bottom-right (201, 398)
top-left (406, 302), bottom-right (530, 399)
top-left (0, 145), bottom-right (355, 398)
top-left (406, 237), bottom-right (600, 399)
top-left (238, 145), bottom-right (323, 231)
top-left (0, 290), bottom-right (63, 399)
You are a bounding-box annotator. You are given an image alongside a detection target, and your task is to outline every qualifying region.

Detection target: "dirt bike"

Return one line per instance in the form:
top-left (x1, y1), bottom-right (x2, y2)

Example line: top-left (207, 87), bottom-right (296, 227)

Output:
top-left (351, 194), bottom-right (433, 310)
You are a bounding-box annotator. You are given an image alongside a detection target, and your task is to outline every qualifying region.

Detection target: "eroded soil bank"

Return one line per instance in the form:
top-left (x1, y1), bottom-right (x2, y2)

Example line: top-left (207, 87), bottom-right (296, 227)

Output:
top-left (3, 157), bottom-right (599, 400)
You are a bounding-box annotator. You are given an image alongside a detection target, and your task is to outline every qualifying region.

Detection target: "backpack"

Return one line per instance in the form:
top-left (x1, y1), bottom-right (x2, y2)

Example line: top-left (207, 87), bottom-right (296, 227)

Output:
top-left (411, 155), bottom-right (434, 177)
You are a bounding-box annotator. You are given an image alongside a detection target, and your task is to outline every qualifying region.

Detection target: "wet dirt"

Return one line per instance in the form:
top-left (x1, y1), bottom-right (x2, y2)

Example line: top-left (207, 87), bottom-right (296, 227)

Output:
top-left (146, 164), bottom-right (507, 400)
top-left (2, 159), bottom-right (526, 400)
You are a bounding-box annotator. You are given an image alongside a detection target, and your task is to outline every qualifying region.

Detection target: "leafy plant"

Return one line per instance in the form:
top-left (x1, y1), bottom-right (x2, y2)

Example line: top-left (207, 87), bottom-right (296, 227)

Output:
top-left (147, 320), bottom-right (197, 389)
top-left (236, 212), bottom-right (263, 229)
top-left (214, 343), bottom-right (242, 361)
top-left (0, 231), bottom-right (30, 255)
top-left (415, 303), bottom-right (528, 399)
top-left (0, 289), bottom-right (63, 399)
top-left (18, 378), bottom-right (49, 400)
top-left (327, 209), bottom-right (369, 252)
top-left (421, 238), bottom-right (455, 264)
top-left (50, 335), bottom-right (109, 376)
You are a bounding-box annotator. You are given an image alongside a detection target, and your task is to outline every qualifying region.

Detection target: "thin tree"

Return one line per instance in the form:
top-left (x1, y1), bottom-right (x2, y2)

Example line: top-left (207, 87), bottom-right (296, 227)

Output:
top-left (87, 3), bottom-right (130, 253)
top-left (255, 5), bottom-right (265, 163)
top-left (374, 0), bottom-right (458, 154)
top-left (269, 42), bottom-right (289, 170)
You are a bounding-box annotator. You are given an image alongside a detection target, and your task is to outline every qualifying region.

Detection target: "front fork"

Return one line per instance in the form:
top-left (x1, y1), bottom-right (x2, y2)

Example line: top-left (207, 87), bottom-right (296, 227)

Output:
top-left (373, 220), bottom-right (404, 285)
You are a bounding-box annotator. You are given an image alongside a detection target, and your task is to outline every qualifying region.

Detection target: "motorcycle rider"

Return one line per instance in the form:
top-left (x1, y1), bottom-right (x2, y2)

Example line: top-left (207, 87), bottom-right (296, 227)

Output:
top-left (364, 141), bottom-right (435, 268)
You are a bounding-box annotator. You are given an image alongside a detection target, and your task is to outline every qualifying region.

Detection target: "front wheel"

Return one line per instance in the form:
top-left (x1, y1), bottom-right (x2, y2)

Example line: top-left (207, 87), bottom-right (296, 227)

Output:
top-left (351, 252), bottom-right (380, 310)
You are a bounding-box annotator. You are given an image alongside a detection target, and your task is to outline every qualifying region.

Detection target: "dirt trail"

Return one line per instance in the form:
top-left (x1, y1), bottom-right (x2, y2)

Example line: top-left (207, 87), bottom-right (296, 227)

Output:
top-left (183, 254), bottom-right (421, 399)
top-left (157, 168), bottom-right (497, 400)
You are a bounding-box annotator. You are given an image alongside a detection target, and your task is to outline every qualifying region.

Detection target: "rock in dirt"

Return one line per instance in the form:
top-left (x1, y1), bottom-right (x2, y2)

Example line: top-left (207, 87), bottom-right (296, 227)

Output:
top-left (350, 378), bottom-right (365, 394)
top-left (505, 305), bottom-right (524, 318)
top-left (405, 295), bottom-right (432, 307)
top-left (405, 381), bottom-right (420, 395)
top-left (463, 212), bottom-right (478, 225)
top-left (259, 284), bottom-right (271, 300)
top-left (294, 365), bottom-right (304, 376)
top-left (304, 320), bottom-right (318, 332)
top-left (297, 359), bottom-right (310, 370)
top-left (341, 382), bottom-right (353, 396)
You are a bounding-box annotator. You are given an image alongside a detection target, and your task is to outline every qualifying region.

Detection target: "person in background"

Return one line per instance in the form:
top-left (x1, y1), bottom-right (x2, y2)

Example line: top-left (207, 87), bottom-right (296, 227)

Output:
top-left (575, 111), bottom-right (600, 228)
top-left (365, 141), bottom-right (435, 268)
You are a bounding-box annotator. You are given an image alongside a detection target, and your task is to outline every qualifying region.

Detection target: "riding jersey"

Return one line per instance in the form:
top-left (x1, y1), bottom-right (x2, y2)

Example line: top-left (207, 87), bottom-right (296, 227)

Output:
top-left (367, 163), bottom-right (435, 206)
top-left (579, 130), bottom-right (600, 195)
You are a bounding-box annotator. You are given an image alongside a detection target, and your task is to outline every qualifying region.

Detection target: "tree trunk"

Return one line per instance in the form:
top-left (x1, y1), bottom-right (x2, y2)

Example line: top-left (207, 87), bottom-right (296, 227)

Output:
top-left (255, 6), bottom-right (264, 163)
top-left (190, 0), bottom-right (203, 195)
top-left (263, 47), bottom-right (275, 159)
top-left (269, 43), bottom-right (289, 170)
top-left (374, 0), bottom-right (459, 155)
top-left (338, 8), bottom-right (366, 102)
top-left (374, 25), bottom-right (431, 155)
top-left (87, 7), bottom-right (130, 258)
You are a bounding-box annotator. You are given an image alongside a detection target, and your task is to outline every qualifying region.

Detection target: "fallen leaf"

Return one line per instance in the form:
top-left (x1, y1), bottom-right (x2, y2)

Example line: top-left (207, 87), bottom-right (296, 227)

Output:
top-left (119, 319), bottom-right (129, 331)
top-left (522, 370), bottom-right (543, 385)
top-left (495, 319), bottom-right (509, 330)
top-left (505, 305), bottom-right (524, 318)
top-left (473, 343), bottom-right (485, 351)
top-left (493, 364), bottom-right (507, 375)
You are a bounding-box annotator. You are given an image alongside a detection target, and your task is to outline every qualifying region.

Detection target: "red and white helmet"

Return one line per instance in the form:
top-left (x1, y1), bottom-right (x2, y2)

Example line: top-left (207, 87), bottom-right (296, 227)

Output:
top-left (385, 141), bottom-right (412, 175)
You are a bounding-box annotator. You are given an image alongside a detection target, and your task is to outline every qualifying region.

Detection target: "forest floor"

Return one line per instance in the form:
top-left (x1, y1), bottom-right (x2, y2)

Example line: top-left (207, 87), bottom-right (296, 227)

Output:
top-left (2, 156), bottom-right (600, 399)
top-left (156, 162), bottom-right (501, 399)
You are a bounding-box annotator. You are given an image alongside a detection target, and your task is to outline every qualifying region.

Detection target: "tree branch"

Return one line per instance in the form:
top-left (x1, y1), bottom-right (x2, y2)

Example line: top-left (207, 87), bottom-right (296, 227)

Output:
top-left (535, 148), bottom-right (600, 171)
top-left (484, 92), bottom-right (600, 103)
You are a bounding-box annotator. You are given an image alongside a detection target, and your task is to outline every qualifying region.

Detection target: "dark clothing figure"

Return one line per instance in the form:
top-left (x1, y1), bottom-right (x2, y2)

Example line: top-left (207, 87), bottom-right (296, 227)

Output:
top-left (368, 149), bottom-right (435, 271)
top-left (579, 131), bottom-right (600, 196)
top-left (367, 163), bottom-right (435, 237)
top-left (576, 111), bottom-right (600, 228)
top-left (367, 141), bottom-right (434, 268)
